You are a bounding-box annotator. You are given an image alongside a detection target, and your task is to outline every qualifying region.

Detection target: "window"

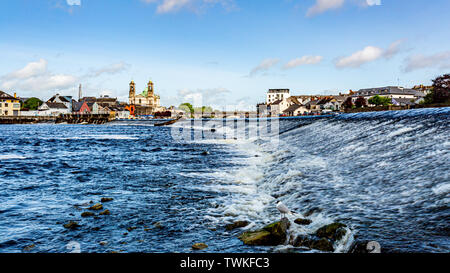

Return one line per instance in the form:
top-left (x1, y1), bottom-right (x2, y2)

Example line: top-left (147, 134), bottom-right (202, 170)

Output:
top-left (5, 103), bottom-right (8, 107)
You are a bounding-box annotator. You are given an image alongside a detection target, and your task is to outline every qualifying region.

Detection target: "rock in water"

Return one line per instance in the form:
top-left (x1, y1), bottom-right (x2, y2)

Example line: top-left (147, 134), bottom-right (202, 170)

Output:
top-left (63, 221), bottom-right (80, 229)
top-left (310, 238), bottom-right (334, 252)
top-left (294, 218), bottom-right (312, 225)
top-left (192, 243), bottom-right (208, 250)
top-left (99, 209), bottom-right (110, 215)
top-left (81, 212), bottom-right (95, 217)
top-left (88, 203), bottom-right (103, 211)
top-left (225, 221), bottom-right (250, 231)
top-left (315, 222), bottom-right (347, 241)
top-left (293, 235), bottom-right (335, 252)
top-left (239, 218), bottom-right (290, 246)
top-left (101, 198), bottom-right (114, 203)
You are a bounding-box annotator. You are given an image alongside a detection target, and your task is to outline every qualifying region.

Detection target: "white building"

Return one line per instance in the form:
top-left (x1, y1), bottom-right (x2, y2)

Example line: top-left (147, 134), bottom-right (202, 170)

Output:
top-left (352, 86), bottom-right (426, 101)
top-left (266, 89), bottom-right (290, 104)
top-left (38, 102), bottom-right (71, 116)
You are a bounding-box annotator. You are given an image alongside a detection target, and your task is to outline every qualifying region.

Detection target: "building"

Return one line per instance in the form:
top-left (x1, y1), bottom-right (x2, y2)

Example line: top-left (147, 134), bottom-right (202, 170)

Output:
top-left (266, 89), bottom-right (290, 104)
top-left (38, 102), bottom-right (71, 116)
top-left (352, 86), bottom-right (426, 101)
top-left (0, 90), bottom-right (21, 116)
top-left (47, 94), bottom-right (73, 111)
top-left (129, 80), bottom-right (161, 116)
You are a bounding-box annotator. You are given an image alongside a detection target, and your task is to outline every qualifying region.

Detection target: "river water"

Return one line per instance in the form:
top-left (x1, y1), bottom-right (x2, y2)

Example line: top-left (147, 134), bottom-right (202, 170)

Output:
top-left (0, 107), bottom-right (449, 253)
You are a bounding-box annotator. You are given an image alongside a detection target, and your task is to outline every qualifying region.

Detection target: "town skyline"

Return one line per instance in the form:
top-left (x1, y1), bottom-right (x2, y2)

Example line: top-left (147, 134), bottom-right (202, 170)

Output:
top-left (1, 0), bottom-right (450, 110)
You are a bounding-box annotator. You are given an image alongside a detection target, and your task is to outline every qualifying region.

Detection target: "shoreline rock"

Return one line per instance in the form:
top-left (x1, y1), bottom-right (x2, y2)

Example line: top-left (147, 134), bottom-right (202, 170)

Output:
top-left (101, 198), bottom-right (113, 203)
top-left (315, 222), bottom-right (347, 241)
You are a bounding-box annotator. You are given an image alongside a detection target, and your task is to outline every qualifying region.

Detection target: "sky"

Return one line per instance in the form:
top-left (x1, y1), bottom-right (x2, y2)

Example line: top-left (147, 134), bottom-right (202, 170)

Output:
top-left (0, 0), bottom-right (449, 110)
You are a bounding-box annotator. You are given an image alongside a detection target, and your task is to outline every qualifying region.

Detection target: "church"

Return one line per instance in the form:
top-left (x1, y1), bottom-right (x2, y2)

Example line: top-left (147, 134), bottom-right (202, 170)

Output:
top-left (129, 80), bottom-right (161, 116)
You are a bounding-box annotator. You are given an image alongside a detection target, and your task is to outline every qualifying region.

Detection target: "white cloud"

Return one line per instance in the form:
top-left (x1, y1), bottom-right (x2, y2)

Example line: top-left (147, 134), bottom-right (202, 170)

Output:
top-left (0, 59), bottom-right (77, 92)
top-left (142, 0), bottom-right (234, 14)
top-left (335, 40), bottom-right (403, 68)
top-left (366, 0), bottom-right (381, 6)
top-left (3, 59), bottom-right (48, 80)
top-left (306, 0), bottom-right (381, 17)
top-left (169, 87), bottom-right (231, 107)
top-left (283, 55), bottom-right (323, 69)
top-left (249, 58), bottom-right (280, 76)
top-left (66, 0), bottom-right (81, 6)
top-left (306, 0), bottom-right (345, 17)
top-left (404, 51), bottom-right (450, 72)
top-left (85, 62), bottom-right (130, 78)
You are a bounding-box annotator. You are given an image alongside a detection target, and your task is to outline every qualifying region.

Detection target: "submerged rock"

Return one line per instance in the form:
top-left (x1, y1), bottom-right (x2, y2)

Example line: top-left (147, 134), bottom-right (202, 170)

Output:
top-left (23, 244), bottom-right (36, 252)
top-left (225, 221), bottom-right (250, 231)
top-left (99, 209), bottom-right (110, 216)
top-left (81, 212), bottom-right (95, 217)
top-left (294, 218), bottom-right (312, 225)
top-left (154, 222), bottom-right (164, 229)
top-left (99, 241), bottom-right (108, 246)
top-left (127, 226), bottom-right (137, 232)
top-left (63, 221), bottom-right (80, 229)
top-left (101, 198), bottom-right (114, 203)
top-left (239, 218), bottom-right (290, 246)
top-left (304, 208), bottom-right (322, 217)
top-left (192, 243), bottom-right (208, 250)
top-left (88, 203), bottom-right (103, 211)
top-left (315, 222), bottom-right (347, 241)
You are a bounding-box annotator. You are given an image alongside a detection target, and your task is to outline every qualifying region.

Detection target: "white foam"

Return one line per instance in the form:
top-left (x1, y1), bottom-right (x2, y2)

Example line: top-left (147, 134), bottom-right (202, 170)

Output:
top-left (432, 183), bottom-right (450, 195)
top-left (0, 154), bottom-right (27, 160)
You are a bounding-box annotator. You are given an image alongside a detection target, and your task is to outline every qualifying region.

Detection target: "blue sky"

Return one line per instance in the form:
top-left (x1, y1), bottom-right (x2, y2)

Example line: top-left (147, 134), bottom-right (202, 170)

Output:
top-left (1, 0), bottom-right (449, 110)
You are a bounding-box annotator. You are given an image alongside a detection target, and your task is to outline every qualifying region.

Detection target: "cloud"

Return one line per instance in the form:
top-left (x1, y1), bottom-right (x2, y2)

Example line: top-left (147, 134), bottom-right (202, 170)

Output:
top-left (366, 0), bottom-right (381, 6)
top-left (66, 0), bottom-right (81, 6)
top-left (335, 40), bottom-right (403, 68)
top-left (0, 59), bottom-right (77, 92)
top-left (85, 62), bottom-right (130, 78)
top-left (404, 51), bottom-right (450, 72)
top-left (306, 0), bottom-right (381, 17)
top-left (283, 56), bottom-right (323, 69)
top-left (306, 0), bottom-right (345, 17)
top-left (249, 58), bottom-right (280, 77)
top-left (167, 87), bottom-right (231, 107)
top-left (142, 0), bottom-right (234, 14)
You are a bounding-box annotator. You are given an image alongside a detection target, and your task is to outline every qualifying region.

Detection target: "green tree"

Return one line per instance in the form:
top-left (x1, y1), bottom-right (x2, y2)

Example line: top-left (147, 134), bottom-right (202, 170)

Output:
top-left (22, 97), bottom-right (43, 110)
top-left (368, 95), bottom-right (391, 106)
top-left (179, 103), bottom-right (195, 118)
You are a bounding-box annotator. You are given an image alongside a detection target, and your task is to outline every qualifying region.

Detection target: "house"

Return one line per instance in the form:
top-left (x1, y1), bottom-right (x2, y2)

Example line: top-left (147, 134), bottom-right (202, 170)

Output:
top-left (47, 94), bottom-right (73, 111)
top-left (73, 101), bottom-right (93, 115)
top-left (0, 90), bottom-right (21, 116)
top-left (38, 102), bottom-right (71, 116)
top-left (282, 104), bottom-right (309, 116)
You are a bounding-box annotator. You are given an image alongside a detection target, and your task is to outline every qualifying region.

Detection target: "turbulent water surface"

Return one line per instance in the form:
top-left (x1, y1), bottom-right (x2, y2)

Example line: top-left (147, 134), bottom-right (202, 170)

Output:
top-left (0, 107), bottom-right (449, 253)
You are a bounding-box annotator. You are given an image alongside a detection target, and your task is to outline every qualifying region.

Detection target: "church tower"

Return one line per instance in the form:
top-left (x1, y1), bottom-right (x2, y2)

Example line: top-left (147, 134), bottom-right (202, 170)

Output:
top-left (147, 80), bottom-right (154, 97)
top-left (129, 80), bottom-right (136, 105)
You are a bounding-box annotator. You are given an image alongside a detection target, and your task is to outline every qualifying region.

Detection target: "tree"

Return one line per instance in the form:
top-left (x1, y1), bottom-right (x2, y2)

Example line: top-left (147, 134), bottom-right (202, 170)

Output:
top-left (432, 74), bottom-right (450, 103)
top-left (342, 97), bottom-right (354, 109)
top-left (354, 96), bottom-right (367, 108)
top-left (179, 103), bottom-right (194, 118)
top-left (368, 95), bottom-right (391, 106)
top-left (22, 97), bottom-right (43, 110)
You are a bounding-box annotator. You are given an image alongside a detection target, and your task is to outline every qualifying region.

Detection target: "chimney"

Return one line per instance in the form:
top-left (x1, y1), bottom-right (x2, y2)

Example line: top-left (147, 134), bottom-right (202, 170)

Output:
top-left (14, 93), bottom-right (17, 98)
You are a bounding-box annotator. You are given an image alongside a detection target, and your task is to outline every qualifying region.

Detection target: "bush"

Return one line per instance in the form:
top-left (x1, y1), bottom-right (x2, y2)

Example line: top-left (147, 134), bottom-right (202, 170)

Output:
top-left (368, 95), bottom-right (391, 106)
